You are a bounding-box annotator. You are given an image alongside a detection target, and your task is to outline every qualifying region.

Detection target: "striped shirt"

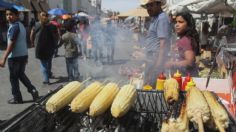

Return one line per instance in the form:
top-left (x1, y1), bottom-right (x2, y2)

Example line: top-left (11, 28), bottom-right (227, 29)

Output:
top-left (144, 12), bottom-right (171, 53)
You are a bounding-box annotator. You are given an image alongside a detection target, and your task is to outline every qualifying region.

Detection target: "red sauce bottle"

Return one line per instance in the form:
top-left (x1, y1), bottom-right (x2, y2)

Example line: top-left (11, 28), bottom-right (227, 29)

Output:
top-left (182, 73), bottom-right (191, 91)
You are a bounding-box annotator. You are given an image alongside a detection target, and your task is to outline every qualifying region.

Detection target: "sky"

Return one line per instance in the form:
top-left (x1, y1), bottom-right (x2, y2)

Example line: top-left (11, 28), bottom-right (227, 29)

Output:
top-left (102, 0), bottom-right (140, 12)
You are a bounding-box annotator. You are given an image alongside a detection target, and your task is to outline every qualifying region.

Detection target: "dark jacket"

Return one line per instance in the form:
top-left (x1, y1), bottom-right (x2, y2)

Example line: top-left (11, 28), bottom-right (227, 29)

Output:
top-left (33, 22), bottom-right (57, 59)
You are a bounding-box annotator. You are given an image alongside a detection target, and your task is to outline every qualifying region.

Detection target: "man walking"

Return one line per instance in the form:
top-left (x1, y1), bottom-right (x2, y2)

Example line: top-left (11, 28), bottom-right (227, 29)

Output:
top-left (30, 11), bottom-right (57, 84)
top-left (141, 0), bottom-right (171, 87)
top-left (0, 7), bottom-right (39, 104)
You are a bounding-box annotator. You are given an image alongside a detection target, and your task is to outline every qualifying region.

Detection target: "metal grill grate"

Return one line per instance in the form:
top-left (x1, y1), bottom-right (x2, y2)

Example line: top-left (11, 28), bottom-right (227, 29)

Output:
top-left (1, 88), bottom-right (236, 132)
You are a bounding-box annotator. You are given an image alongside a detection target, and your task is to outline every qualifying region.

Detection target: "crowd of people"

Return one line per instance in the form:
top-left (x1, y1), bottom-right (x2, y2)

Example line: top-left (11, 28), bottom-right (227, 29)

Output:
top-left (0, 8), bottom-right (117, 104)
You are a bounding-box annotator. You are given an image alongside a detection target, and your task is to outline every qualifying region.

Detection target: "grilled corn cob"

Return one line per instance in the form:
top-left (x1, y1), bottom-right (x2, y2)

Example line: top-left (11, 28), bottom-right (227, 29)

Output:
top-left (89, 82), bottom-right (119, 116)
top-left (46, 81), bottom-right (81, 113)
top-left (111, 84), bottom-right (137, 118)
top-left (164, 78), bottom-right (179, 104)
top-left (161, 103), bottom-right (189, 132)
top-left (203, 91), bottom-right (229, 132)
top-left (70, 81), bottom-right (103, 113)
top-left (186, 87), bottom-right (210, 132)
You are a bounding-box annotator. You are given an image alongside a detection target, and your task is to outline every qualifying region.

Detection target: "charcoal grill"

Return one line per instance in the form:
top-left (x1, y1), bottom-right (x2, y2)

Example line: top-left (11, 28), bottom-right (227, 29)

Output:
top-left (0, 86), bottom-right (236, 132)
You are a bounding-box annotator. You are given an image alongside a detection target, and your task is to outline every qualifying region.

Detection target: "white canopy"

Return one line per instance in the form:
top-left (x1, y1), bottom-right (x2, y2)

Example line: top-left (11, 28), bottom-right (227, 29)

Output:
top-left (169, 0), bottom-right (236, 15)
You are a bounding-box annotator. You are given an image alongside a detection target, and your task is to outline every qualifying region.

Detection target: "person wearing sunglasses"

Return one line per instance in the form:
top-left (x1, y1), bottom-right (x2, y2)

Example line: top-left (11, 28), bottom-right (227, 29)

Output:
top-left (140, 0), bottom-right (171, 87)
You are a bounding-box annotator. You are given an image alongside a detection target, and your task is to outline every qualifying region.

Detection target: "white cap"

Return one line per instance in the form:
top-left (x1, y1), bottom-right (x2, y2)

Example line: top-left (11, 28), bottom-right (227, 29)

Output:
top-left (140, 0), bottom-right (166, 7)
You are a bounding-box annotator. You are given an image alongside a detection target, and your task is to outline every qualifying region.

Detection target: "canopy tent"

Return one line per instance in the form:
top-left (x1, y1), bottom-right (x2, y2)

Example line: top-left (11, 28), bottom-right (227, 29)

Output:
top-left (187, 0), bottom-right (235, 14)
top-left (0, 0), bottom-right (29, 11)
top-left (118, 7), bottom-right (148, 18)
top-left (0, 0), bottom-right (14, 8)
top-left (169, 0), bottom-right (236, 15)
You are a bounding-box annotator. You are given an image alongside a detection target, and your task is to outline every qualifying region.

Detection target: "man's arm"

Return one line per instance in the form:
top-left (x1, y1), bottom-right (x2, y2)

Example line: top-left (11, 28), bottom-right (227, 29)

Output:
top-left (0, 24), bottom-right (19, 67)
top-left (155, 38), bottom-right (165, 68)
top-left (30, 27), bottom-right (35, 47)
top-left (0, 41), bottom-right (15, 67)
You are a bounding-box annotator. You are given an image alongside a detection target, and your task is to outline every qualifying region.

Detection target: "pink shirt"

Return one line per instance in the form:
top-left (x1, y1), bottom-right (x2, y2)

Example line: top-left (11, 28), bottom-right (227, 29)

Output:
top-left (174, 36), bottom-right (198, 76)
top-left (176, 36), bottom-right (193, 61)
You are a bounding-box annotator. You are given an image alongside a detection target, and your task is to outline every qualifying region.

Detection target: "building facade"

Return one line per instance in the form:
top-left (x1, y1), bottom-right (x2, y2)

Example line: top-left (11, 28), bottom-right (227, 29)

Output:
top-left (48, 0), bottom-right (102, 15)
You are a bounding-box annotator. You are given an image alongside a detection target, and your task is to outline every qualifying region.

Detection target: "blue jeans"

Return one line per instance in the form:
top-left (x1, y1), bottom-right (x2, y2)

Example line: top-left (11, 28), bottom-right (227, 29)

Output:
top-left (39, 58), bottom-right (52, 82)
top-left (66, 57), bottom-right (79, 81)
top-left (8, 56), bottom-right (36, 100)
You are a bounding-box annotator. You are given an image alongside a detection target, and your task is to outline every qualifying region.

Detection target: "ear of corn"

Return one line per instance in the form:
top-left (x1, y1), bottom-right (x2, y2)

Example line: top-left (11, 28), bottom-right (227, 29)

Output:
top-left (203, 91), bottom-right (229, 131)
top-left (164, 78), bottom-right (179, 104)
top-left (111, 84), bottom-right (137, 118)
top-left (186, 87), bottom-right (210, 125)
top-left (89, 82), bottom-right (119, 117)
top-left (161, 103), bottom-right (189, 132)
top-left (46, 81), bottom-right (81, 113)
top-left (70, 81), bottom-right (103, 113)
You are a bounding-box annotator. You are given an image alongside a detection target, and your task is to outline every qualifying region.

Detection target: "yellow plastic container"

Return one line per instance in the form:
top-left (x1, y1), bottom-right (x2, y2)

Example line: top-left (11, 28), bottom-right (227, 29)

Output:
top-left (185, 79), bottom-right (196, 91)
top-left (156, 79), bottom-right (165, 91)
top-left (156, 72), bottom-right (166, 91)
top-left (143, 85), bottom-right (153, 90)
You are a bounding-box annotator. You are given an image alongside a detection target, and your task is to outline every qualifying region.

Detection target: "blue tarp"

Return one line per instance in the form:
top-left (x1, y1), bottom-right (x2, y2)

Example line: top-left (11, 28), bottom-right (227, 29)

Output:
top-left (0, 0), bottom-right (28, 11)
top-left (0, 0), bottom-right (13, 8)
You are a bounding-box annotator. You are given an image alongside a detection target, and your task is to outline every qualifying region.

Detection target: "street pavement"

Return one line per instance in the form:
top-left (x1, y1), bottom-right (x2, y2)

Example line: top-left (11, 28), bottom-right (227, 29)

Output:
top-left (0, 30), bottom-right (139, 120)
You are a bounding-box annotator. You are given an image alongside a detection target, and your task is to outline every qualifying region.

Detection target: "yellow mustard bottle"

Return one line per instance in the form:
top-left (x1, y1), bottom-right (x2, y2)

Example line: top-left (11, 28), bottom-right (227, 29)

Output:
top-left (143, 85), bottom-right (153, 91)
top-left (185, 79), bottom-right (196, 91)
top-left (156, 72), bottom-right (166, 91)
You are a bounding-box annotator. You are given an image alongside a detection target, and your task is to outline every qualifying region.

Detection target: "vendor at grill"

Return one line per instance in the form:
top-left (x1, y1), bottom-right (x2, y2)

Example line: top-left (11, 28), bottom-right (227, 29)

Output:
top-left (140, 0), bottom-right (172, 87)
top-left (165, 12), bottom-right (200, 76)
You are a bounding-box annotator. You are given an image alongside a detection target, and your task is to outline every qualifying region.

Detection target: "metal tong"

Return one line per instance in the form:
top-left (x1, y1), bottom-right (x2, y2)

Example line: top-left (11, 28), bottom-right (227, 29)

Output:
top-left (205, 44), bottom-right (224, 88)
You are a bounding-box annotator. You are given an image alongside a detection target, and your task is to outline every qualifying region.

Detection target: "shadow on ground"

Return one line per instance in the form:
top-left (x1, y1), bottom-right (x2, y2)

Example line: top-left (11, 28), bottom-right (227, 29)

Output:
top-left (50, 76), bottom-right (68, 85)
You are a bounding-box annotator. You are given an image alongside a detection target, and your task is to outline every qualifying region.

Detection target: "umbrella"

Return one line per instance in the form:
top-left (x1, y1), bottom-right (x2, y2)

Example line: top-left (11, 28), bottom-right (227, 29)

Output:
top-left (0, 0), bottom-right (28, 11)
top-left (74, 12), bottom-right (89, 19)
top-left (13, 5), bottom-right (29, 11)
top-left (61, 14), bottom-right (72, 20)
top-left (73, 12), bottom-right (90, 23)
top-left (48, 8), bottom-right (68, 16)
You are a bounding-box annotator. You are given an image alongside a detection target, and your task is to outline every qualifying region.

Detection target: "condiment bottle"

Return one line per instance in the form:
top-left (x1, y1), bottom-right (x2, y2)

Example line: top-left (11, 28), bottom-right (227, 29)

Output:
top-left (185, 79), bottom-right (196, 91)
top-left (156, 72), bottom-right (166, 91)
top-left (143, 85), bottom-right (153, 91)
top-left (173, 70), bottom-right (182, 89)
top-left (182, 73), bottom-right (191, 91)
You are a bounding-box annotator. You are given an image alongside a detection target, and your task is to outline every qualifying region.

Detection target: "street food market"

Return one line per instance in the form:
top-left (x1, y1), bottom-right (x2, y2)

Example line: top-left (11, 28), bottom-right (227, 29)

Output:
top-left (0, 0), bottom-right (236, 132)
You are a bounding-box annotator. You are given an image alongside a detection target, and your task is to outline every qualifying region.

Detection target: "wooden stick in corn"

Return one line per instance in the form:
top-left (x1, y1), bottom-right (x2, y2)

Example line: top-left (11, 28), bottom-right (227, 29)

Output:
top-left (70, 81), bottom-right (103, 113)
top-left (89, 82), bottom-right (119, 117)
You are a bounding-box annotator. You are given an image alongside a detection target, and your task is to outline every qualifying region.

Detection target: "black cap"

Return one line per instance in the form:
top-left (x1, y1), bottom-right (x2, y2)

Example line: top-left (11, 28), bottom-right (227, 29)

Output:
top-left (6, 7), bottom-right (19, 15)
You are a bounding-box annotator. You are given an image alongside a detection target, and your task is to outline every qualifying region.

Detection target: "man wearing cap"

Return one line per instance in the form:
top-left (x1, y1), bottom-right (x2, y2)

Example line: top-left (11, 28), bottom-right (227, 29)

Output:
top-left (141, 0), bottom-right (171, 86)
